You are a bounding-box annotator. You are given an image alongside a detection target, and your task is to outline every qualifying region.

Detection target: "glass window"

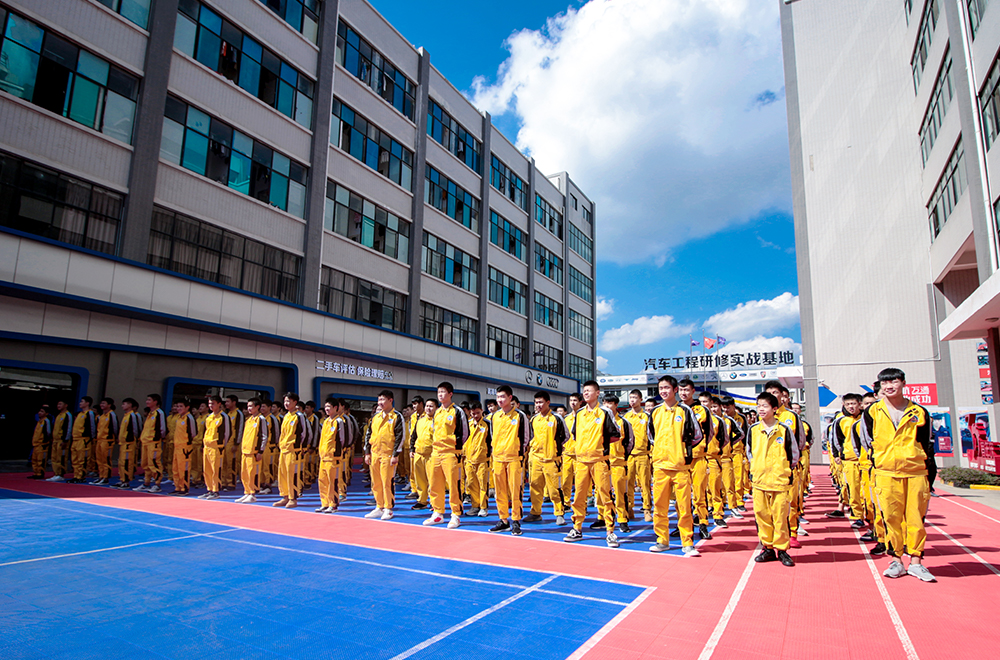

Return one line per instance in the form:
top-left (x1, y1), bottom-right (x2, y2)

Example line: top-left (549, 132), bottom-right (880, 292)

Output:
top-left (491, 155), bottom-right (529, 212)
top-left (927, 140), bottom-right (968, 239)
top-left (320, 266), bottom-right (407, 332)
top-left (533, 341), bottom-right (563, 374)
top-left (534, 242), bottom-right (562, 284)
top-left (568, 264), bottom-right (593, 303)
top-left (255, 0), bottom-right (318, 44)
top-left (332, 99), bottom-right (413, 191)
top-left (425, 165), bottom-right (480, 233)
top-left (422, 232), bottom-right (478, 291)
top-left (427, 99), bottom-right (482, 173)
top-left (535, 194), bottom-right (563, 239)
top-left (324, 181), bottom-right (411, 263)
top-left (968, 0), bottom-right (990, 39)
top-left (420, 301), bottom-right (478, 351)
top-left (489, 211), bottom-right (526, 260)
top-left (488, 266), bottom-right (526, 315)
top-left (911, 0), bottom-right (940, 93)
top-left (336, 21), bottom-right (415, 120)
top-left (534, 292), bottom-right (563, 331)
top-left (568, 222), bottom-right (593, 263)
top-left (568, 309), bottom-right (593, 344)
top-left (568, 354), bottom-right (594, 382)
top-left (487, 325), bottom-right (526, 364)
top-left (920, 51), bottom-right (953, 163)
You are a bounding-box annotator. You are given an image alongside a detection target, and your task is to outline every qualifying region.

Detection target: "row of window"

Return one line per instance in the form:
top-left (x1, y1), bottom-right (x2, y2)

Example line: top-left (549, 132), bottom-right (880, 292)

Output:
top-left (162, 95), bottom-right (308, 218)
top-left (490, 211), bottom-right (526, 260)
top-left (968, 0), bottom-right (991, 40)
top-left (568, 354), bottom-right (595, 383)
top-left (535, 194), bottom-right (563, 239)
top-left (582, 206), bottom-right (593, 223)
top-left (425, 165), bottom-right (480, 233)
top-left (534, 291), bottom-right (563, 331)
top-left (920, 51), bottom-right (954, 165)
top-left (490, 155), bottom-right (529, 213)
top-left (911, 0), bottom-right (940, 93)
top-left (97, 0), bottom-right (150, 30)
top-left (928, 140), bottom-right (968, 238)
top-left (149, 206), bottom-right (301, 304)
top-left (428, 100), bottom-right (482, 173)
top-left (568, 309), bottom-right (593, 344)
top-left (569, 264), bottom-right (593, 303)
top-left (981, 53), bottom-right (1000, 150)
top-left (336, 21), bottom-right (415, 121)
top-left (420, 301), bottom-right (478, 352)
top-left (176, 0), bottom-right (314, 129)
top-left (534, 342), bottom-right (562, 374)
top-left (0, 7), bottom-right (140, 145)
top-left (324, 181), bottom-right (410, 263)
top-left (568, 222), bottom-right (593, 263)
top-left (319, 266), bottom-right (407, 333)
top-left (332, 99), bottom-right (414, 191)
top-left (256, 0), bottom-right (319, 44)
top-left (535, 242), bottom-right (562, 284)
top-left (487, 325), bottom-right (525, 364)
top-left (488, 267), bottom-right (526, 315)
top-left (422, 232), bottom-right (478, 292)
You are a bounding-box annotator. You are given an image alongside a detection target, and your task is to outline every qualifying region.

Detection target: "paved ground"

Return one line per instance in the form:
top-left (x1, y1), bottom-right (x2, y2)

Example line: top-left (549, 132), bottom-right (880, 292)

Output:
top-left (935, 482), bottom-right (1000, 511)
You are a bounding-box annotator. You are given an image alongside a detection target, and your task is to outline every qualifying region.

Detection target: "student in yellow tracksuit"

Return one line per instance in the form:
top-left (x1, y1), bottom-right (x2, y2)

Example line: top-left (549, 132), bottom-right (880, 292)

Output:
top-left (223, 396), bottom-right (244, 492)
top-left (748, 392), bottom-right (798, 567)
top-left (136, 394), bottom-right (166, 492)
top-left (834, 394), bottom-right (865, 524)
top-left (624, 389), bottom-right (652, 522)
top-left (46, 400), bottom-right (72, 481)
top-left (792, 402), bottom-right (813, 497)
top-left (602, 395), bottom-right (634, 534)
top-left (647, 375), bottom-right (700, 556)
top-left (275, 393), bottom-right (311, 508)
top-left (363, 389), bottom-right (404, 519)
top-left (561, 393), bottom-right (583, 508)
top-left (425, 382), bottom-right (468, 528)
top-left (259, 402), bottom-right (279, 494)
top-left (198, 395), bottom-right (232, 500)
top-left (564, 380), bottom-right (622, 548)
top-left (115, 398), bottom-right (142, 488)
top-left (69, 397), bottom-right (96, 483)
top-left (236, 398), bottom-right (268, 503)
top-left (524, 391), bottom-right (567, 525)
top-left (94, 398), bottom-right (120, 485)
top-left (725, 400), bottom-right (748, 503)
top-left (316, 397), bottom-right (347, 513)
top-left (679, 380), bottom-right (713, 539)
top-left (164, 403), bottom-right (178, 483)
top-left (408, 398), bottom-right (435, 510)
top-left (191, 402), bottom-right (207, 488)
top-left (765, 382), bottom-right (807, 547)
top-left (860, 368), bottom-right (936, 582)
top-left (465, 402), bottom-right (491, 517)
top-left (855, 393), bottom-right (887, 555)
top-left (30, 406), bottom-right (53, 479)
top-left (169, 401), bottom-right (196, 495)
top-left (340, 407), bottom-right (361, 499)
top-left (700, 394), bottom-right (729, 528)
top-left (488, 385), bottom-right (529, 535)
top-left (707, 397), bottom-right (743, 524)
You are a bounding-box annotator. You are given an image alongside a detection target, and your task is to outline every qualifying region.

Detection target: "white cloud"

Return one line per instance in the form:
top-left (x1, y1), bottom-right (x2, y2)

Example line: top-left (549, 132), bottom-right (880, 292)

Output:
top-left (599, 315), bottom-right (694, 352)
top-left (704, 292), bottom-right (799, 342)
top-left (596, 355), bottom-right (609, 371)
top-left (471, 0), bottom-right (788, 265)
top-left (596, 296), bottom-right (615, 320)
top-left (715, 335), bottom-right (801, 361)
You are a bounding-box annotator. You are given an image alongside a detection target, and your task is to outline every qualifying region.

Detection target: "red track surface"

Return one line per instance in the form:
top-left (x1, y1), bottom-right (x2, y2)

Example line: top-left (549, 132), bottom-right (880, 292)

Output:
top-left (3, 473), bottom-right (997, 659)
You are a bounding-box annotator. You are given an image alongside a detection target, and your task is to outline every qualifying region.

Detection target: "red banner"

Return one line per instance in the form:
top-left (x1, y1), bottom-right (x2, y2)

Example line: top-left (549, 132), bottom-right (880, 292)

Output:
top-left (903, 383), bottom-right (937, 405)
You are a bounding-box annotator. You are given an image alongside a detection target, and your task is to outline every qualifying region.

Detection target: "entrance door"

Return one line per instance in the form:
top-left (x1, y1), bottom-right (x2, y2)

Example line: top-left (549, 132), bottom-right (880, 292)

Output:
top-left (0, 366), bottom-right (76, 462)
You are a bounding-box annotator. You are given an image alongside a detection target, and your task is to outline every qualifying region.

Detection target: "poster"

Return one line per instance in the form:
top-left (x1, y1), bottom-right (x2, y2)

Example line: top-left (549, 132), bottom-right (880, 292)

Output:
top-left (930, 410), bottom-right (953, 456)
top-left (977, 342), bottom-right (992, 405)
top-left (959, 408), bottom-right (999, 475)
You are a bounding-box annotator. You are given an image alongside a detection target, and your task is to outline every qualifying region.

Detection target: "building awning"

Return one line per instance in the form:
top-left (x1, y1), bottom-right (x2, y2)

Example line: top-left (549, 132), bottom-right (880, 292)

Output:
top-left (939, 267), bottom-right (1000, 341)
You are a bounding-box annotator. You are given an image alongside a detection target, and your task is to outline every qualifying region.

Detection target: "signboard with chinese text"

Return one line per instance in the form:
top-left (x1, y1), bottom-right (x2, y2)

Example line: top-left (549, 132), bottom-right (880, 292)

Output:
top-left (902, 383), bottom-right (937, 405)
top-left (315, 360), bottom-right (393, 381)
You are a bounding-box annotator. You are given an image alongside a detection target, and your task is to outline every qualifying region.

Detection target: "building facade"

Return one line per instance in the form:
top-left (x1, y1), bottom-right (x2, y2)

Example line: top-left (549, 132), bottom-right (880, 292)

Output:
top-left (781, 0), bottom-right (1000, 468)
top-left (0, 0), bottom-right (597, 459)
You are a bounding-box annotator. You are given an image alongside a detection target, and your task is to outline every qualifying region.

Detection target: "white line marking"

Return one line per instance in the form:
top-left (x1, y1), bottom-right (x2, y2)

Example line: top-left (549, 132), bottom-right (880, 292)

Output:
top-left (852, 529), bottom-right (920, 660)
top-left (929, 522), bottom-right (1000, 577)
top-left (566, 586), bottom-right (655, 660)
top-left (388, 575), bottom-right (558, 660)
top-left (4, 495), bottom-right (216, 535)
top-left (939, 495), bottom-right (1000, 525)
top-left (696, 547), bottom-right (758, 660)
top-left (0, 529), bottom-right (237, 567)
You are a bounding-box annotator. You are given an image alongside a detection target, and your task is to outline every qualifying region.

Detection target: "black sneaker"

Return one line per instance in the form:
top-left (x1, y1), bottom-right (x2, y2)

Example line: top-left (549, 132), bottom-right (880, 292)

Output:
top-left (510, 520), bottom-right (523, 536)
top-left (870, 542), bottom-right (887, 556)
top-left (522, 513), bottom-right (542, 523)
top-left (411, 502), bottom-right (428, 510)
top-left (589, 519), bottom-right (607, 530)
top-left (489, 520), bottom-right (511, 533)
top-left (693, 514), bottom-right (700, 525)
top-left (825, 510), bottom-right (846, 519)
top-left (736, 506), bottom-right (747, 513)
top-left (859, 531), bottom-right (876, 542)
top-left (463, 494), bottom-right (472, 505)
top-left (619, 522), bottom-right (630, 534)
top-left (698, 524), bottom-right (712, 540)
top-left (850, 520), bottom-right (866, 529)
top-left (714, 518), bottom-right (728, 528)
top-left (755, 548), bottom-right (776, 563)
top-left (777, 550), bottom-right (795, 567)
top-left (564, 528), bottom-right (583, 543)
top-left (670, 528), bottom-right (681, 537)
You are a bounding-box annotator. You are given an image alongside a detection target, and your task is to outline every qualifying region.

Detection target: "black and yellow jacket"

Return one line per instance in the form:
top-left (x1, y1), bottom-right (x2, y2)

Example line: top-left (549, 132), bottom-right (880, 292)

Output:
top-left (860, 399), bottom-right (933, 478)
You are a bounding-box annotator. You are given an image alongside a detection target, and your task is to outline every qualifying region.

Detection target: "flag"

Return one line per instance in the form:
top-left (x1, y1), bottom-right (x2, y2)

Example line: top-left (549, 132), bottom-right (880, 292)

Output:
top-left (703, 337), bottom-right (716, 349)
top-left (690, 339), bottom-right (700, 347)
top-left (716, 335), bottom-right (727, 347)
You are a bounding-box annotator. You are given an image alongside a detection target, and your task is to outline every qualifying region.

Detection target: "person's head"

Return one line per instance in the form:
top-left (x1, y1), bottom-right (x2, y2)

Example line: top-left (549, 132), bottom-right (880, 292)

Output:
top-left (198, 401), bottom-right (209, 415)
top-left (79, 395), bottom-right (93, 410)
top-left (437, 381), bottom-right (454, 406)
top-left (842, 392), bottom-right (862, 415)
top-left (176, 399), bottom-right (190, 414)
top-left (247, 397), bottom-right (261, 415)
top-left (569, 393), bottom-right (583, 411)
top-left (628, 389), bottom-right (643, 410)
top-left (720, 395), bottom-right (736, 414)
top-left (791, 402), bottom-right (802, 415)
top-left (861, 392), bottom-right (877, 409)
top-left (38, 404), bottom-right (50, 418)
top-left (644, 397), bottom-right (656, 414)
top-left (602, 393), bottom-right (620, 414)
top-left (677, 378), bottom-right (696, 403)
top-left (377, 389), bottom-right (395, 413)
top-left (324, 396), bottom-right (339, 417)
top-left (424, 398), bottom-right (437, 416)
top-left (304, 400), bottom-right (316, 415)
top-left (512, 395), bottom-right (520, 406)
top-left (878, 368), bottom-right (906, 400)
top-left (56, 399), bottom-right (68, 412)
top-left (471, 401), bottom-right (483, 422)
top-left (553, 404), bottom-right (566, 416)
top-left (496, 385), bottom-right (514, 412)
top-left (170, 401), bottom-right (179, 414)
top-left (284, 392), bottom-right (299, 412)
top-left (698, 392), bottom-right (712, 408)
top-left (146, 394), bottom-right (161, 410)
top-left (296, 400), bottom-right (306, 411)
top-left (582, 380), bottom-right (600, 407)
top-left (460, 401), bottom-right (471, 412)
top-left (208, 394), bottom-right (223, 413)
top-left (658, 375), bottom-right (679, 404)
top-left (411, 396), bottom-right (425, 414)
top-left (122, 398), bottom-right (138, 413)
top-left (225, 394), bottom-right (239, 411)
top-left (709, 399), bottom-right (721, 415)
top-left (756, 392), bottom-right (779, 421)
top-left (534, 390), bottom-right (551, 414)
top-left (100, 397), bottom-right (115, 412)
top-left (763, 380), bottom-right (785, 406)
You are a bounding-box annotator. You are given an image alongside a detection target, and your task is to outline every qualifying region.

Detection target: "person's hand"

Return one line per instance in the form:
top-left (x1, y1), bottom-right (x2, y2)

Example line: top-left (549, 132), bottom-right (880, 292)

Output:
top-left (390, 456), bottom-right (398, 465)
top-left (410, 451), bottom-right (415, 460)
top-left (364, 454), bottom-right (371, 465)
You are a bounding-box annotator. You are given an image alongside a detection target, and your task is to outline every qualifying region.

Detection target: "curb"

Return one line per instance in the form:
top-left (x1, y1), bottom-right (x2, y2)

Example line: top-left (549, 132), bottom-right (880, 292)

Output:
top-left (970, 484), bottom-right (1000, 491)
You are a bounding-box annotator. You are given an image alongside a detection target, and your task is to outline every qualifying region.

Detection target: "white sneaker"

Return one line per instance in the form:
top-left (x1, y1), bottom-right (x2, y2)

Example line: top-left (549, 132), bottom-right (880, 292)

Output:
top-left (556, 515), bottom-right (566, 526)
top-left (907, 563), bottom-right (936, 582)
top-left (883, 559), bottom-right (907, 579)
top-left (148, 484), bottom-right (161, 493)
top-left (682, 545), bottom-right (701, 558)
top-left (380, 509), bottom-right (394, 520)
top-left (447, 515), bottom-right (460, 529)
top-left (133, 484), bottom-right (148, 492)
top-left (477, 509), bottom-right (489, 517)
top-left (245, 495), bottom-right (256, 503)
top-left (47, 475), bottom-right (65, 482)
top-left (423, 513), bottom-right (445, 526)
top-left (235, 495), bottom-right (248, 503)
top-left (364, 508), bottom-right (384, 519)
top-left (798, 527), bottom-right (809, 536)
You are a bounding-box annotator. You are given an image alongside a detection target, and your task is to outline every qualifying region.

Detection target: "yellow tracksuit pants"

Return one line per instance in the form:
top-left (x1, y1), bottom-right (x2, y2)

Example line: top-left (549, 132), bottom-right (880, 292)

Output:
top-left (561, 455), bottom-right (576, 505)
top-left (95, 440), bottom-right (114, 480)
top-left (708, 457), bottom-right (725, 519)
top-left (691, 456), bottom-right (709, 521)
top-left (627, 454), bottom-right (652, 515)
top-left (118, 442), bottom-right (135, 483)
top-left (572, 460), bottom-right (614, 531)
top-left (51, 438), bottom-right (66, 477)
top-left (278, 450), bottom-right (300, 500)
top-left (172, 444), bottom-right (192, 491)
top-left (319, 457), bottom-right (341, 508)
top-left (162, 438), bottom-right (173, 480)
top-left (493, 459), bottom-right (523, 522)
top-left (141, 441), bottom-right (162, 485)
top-left (370, 453), bottom-right (396, 510)
top-left (788, 469), bottom-right (802, 537)
top-left (338, 447), bottom-right (353, 498)
top-left (465, 460), bottom-right (490, 512)
top-left (191, 443), bottom-right (204, 485)
top-left (862, 466), bottom-right (887, 543)
top-left (876, 473), bottom-right (929, 557)
top-left (610, 463), bottom-right (629, 523)
top-left (71, 438), bottom-right (89, 480)
top-left (31, 443), bottom-right (48, 477)
top-left (412, 451), bottom-right (431, 505)
top-left (429, 452), bottom-right (461, 516)
top-left (240, 453), bottom-right (260, 495)
top-left (842, 461), bottom-right (864, 519)
top-left (721, 458), bottom-right (737, 510)
top-left (653, 467), bottom-right (693, 547)
top-left (529, 458), bottom-right (564, 516)
top-left (221, 442), bottom-right (236, 488)
top-left (203, 447), bottom-right (222, 493)
top-left (753, 487), bottom-right (791, 550)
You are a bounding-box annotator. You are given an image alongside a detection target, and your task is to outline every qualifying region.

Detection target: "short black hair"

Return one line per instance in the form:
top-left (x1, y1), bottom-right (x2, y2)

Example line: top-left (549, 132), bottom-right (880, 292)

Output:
top-left (756, 392), bottom-right (779, 408)
top-left (569, 392), bottom-right (583, 401)
top-left (411, 395), bottom-right (424, 405)
top-left (247, 397), bottom-right (261, 409)
top-left (377, 389), bottom-right (394, 401)
top-left (497, 385), bottom-right (513, 396)
top-left (711, 396), bottom-right (722, 405)
top-left (147, 393), bottom-right (162, 405)
top-left (470, 402), bottom-right (483, 411)
top-left (763, 380), bottom-right (783, 392)
top-left (485, 398), bottom-right (497, 407)
top-left (226, 394), bottom-right (239, 403)
top-left (284, 392), bottom-right (300, 403)
top-left (534, 390), bottom-right (550, 402)
top-left (101, 397), bottom-right (115, 408)
top-left (658, 375), bottom-right (678, 388)
top-left (629, 389), bottom-right (643, 397)
top-left (842, 393), bottom-right (863, 403)
top-left (720, 396), bottom-right (735, 406)
top-left (582, 380), bottom-right (600, 390)
top-left (511, 395), bottom-right (520, 404)
top-left (603, 394), bottom-right (619, 404)
top-left (208, 394), bottom-right (223, 404)
top-left (878, 367), bottom-right (906, 382)
top-left (81, 396), bottom-right (93, 406)
top-left (123, 397), bottom-right (138, 408)
top-left (678, 378), bottom-right (695, 389)
top-left (176, 399), bottom-right (191, 409)
top-left (437, 381), bottom-right (454, 393)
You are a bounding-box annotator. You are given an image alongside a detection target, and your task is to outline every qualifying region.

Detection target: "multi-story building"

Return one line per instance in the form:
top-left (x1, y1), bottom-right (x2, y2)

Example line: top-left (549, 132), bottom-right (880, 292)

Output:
top-left (0, 0), bottom-right (597, 458)
top-left (781, 0), bottom-right (1000, 467)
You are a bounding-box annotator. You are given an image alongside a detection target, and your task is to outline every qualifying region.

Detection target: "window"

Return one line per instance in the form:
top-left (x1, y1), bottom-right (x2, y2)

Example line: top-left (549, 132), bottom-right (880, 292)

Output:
top-left (534, 292), bottom-right (563, 331)
top-left (0, 9), bottom-right (140, 144)
top-left (488, 267), bottom-right (526, 314)
top-left (568, 354), bottom-right (594, 382)
top-left (336, 21), bottom-right (415, 120)
top-left (162, 96), bottom-right (308, 217)
top-left (332, 99), bottom-right (413, 191)
top-left (422, 232), bottom-right (478, 292)
top-left (568, 309), bottom-right (593, 344)
top-left (424, 165), bottom-right (480, 233)
top-left (911, 0), bottom-right (940, 93)
top-left (324, 181), bottom-right (410, 263)
top-left (920, 52), bottom-right (953, 164)
top-left (0, 150), bottom-right (123, 255)
top-left (487, 325), bottom-right (526, 364)
top-left (535, 194), bottom-right (563, 239)
top-left (490, 211), bottom-right (526, 260)
top-left (568, 265), bottom-right (593, 303)
top-left (256, 0), bottom-right (318, 44)
top-left (928, 140), bottom-right (967, 238)
top-left (582, 206), bottom-right (592, 223)
top-left (567, 223), bottom-right (593, 263)
top-left (571, 194), bottom-right (578, 210)
top-left (534, 242), bottom-right (562, 284)
top-left (491, 156), bottom-right (528, 212)
top-left (533, 341), bottom-right (562, 374)
top-left (980, 53), bottom-right (1000, 150)
top-left (968, 0), bottom-right (991, 39)
top-left (428, 100), bottom-right (481, 173)
top-left (175, 1), bottom-right (314, 128)
top-left (319, 266), bottom-right (406, 332)
top-left (149, 206), bottom-right (301, 303)
top-left (420, 301), bottom-right (478, 351)
top-left (96, 0), bottom-right (150, 29)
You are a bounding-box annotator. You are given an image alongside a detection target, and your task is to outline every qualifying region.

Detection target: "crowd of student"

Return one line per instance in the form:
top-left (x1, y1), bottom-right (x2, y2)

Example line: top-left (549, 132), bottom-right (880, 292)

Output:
top-left (27, 367), bottom-right (936, 581)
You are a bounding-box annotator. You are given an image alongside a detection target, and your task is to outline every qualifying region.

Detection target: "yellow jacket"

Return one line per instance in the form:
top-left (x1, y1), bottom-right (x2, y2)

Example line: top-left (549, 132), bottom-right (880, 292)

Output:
top-left (686, 402), bottom-right (711, 459)
top-left (202, 412), bottom-right (231, 450)
top-left (747, 421), bottom-right (799, 491)
top-left (409, 413), bottom-right (434, 456)
top-left (318, 415), bottom-right (346, 460)
top-left (835, 414), bottom-right (861, 461)
top-left (139, 409), bottom-right (165, 444)
top-left (649, 402), bottom-right (697, 470)
top-left (241, 414), bottom-right (268, 455)
top-left (562, 410), bottom-right (578, 457)
top-left (364, 409), bottom-right (404, 457)
top-left (489, 407), bottom-right (529, 462)
top-left (432, 404), bottom-right (469, 455)
top-left (570, 405), bottom-right (621, 463)
top-left (608, 410), bottom-right (634, 467)
top-left (861, 399), bottom-right (932, 478)
top-left (529, 412), bottom-right (565, 462)
top-left (624, 410), bottom-right (651, 456)
top-left (465, 418), bottom-right (490, 463)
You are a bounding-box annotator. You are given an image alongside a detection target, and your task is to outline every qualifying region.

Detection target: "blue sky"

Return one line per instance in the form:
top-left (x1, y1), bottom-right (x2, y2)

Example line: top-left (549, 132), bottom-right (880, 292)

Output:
top-left (370, 0), bottom-right (800, 375)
